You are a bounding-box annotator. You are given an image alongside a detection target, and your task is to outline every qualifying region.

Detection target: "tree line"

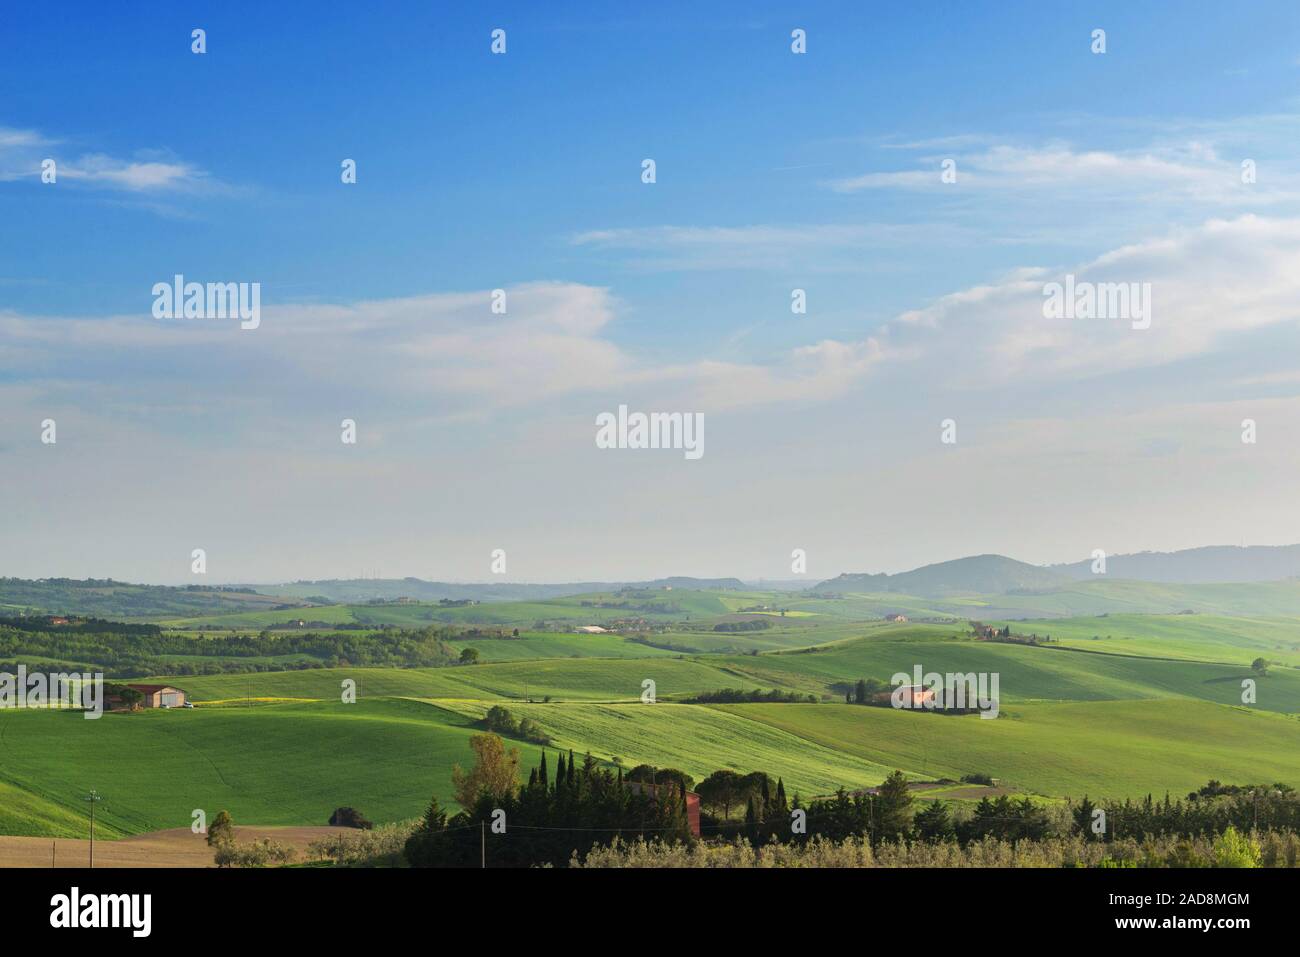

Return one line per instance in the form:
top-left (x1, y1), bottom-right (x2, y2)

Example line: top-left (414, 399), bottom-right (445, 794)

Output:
top-left (405, 737), bottom-right (694, 867)
top-left (400, 732), bottom-right (1300, 868)
top-left (0, 620), bottom-right (461, 677)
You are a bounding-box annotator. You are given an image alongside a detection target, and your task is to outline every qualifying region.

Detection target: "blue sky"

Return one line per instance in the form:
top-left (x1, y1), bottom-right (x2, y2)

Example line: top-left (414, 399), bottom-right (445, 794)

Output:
top-left (3, 2), bottom-right (1300, 582)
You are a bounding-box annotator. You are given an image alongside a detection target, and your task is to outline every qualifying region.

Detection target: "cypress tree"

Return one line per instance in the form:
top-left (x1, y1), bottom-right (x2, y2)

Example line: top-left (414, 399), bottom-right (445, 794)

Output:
top-left (744, 795), bottom-right (759, 847)
top-left (567, 749), bottom-right (576, 789)
top-left (555, 752), bottom-right (566, 793)
top-left (538, 752), bottom-right (549, 789)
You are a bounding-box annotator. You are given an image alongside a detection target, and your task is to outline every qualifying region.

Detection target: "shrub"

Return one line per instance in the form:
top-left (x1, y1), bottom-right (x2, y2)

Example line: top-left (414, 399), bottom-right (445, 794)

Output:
top-left (1213, 826), bottom-right (1261, 868)
top-left (328, 806), bottom-right (374, 829)
top-left (213, 839), bottom-right (297, 868)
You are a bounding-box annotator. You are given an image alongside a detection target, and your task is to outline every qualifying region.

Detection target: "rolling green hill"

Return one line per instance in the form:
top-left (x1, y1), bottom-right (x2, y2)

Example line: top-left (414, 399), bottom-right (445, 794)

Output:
top-left (727, 699), bottom-right (1300, 800)
top-left (0, 699), bottom-right (549, 838)
top-left (153, 657), bottom-right (768, 704)
top-left (4, 580), bottom-right (1300, 843)
top-left (0, 578), bottom-right (308, 621)
top-left (711, 637), bottom-right (1300, 713)
top-left (991, 614), bottom-right (1300, 667)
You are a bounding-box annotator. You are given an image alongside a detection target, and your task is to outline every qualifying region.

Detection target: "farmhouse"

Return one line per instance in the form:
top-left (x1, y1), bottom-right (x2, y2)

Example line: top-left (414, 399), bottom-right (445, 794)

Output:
top-left (625, 781), bottom-right (701, 836)
top-left (884, 613), bottom-right (908, 622)
top-left (126, 684), bottom-right (187, 708)
top-left (873, 684), bottom-right (936, 708)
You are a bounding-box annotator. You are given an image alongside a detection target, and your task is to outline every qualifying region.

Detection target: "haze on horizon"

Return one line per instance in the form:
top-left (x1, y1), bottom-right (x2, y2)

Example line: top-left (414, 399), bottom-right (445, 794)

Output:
top-left (4, 4), bottom-right (1300, 585)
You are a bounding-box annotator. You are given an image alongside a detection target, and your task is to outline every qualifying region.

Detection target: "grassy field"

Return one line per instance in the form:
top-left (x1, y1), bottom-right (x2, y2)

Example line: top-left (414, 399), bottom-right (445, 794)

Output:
top-left (154, 657), bottom-right (770, 703)
top-left (797, 579), bottom-right (1300, 620)
top-left (0, 698), bottom-right (549, 838)
top-left (445, 632), bottom-right (680, 662)
top-left (157, 589), bottom-right (747, 630)
top-left (5, 687), bottom-right (1295, 838)
top-left (4, 593), bottom-right (1300, 842)
top-left (709, 636), bottom-right (1300, 713)
top-left (990, 614), bottom-right (1300, 667)
top-left (728, 699), bottom-right (1300, 800)
top-left (439, 700), bottom-right (908, 797)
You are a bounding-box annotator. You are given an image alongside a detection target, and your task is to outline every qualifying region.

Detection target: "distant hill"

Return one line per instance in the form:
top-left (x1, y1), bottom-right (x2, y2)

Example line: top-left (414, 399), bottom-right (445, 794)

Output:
top-left (244, 578), bottom-right (607, 604)
top-left (1050, 544), bottom-right (1300, 584)
top-left (813, 555), bottom-right (1071, 597)
top-left (0, 578), bottom-right (308, 620)
top-left (640, 577), bottom-right (747, 591)
top-left (243, 576), bottom-right (749, 605)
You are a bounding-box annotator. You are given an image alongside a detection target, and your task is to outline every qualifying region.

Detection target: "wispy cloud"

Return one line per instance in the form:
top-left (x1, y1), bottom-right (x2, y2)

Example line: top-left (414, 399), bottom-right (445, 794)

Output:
top-left (570, 222), bottom-right (970, 271)
top-left (829, 140), bottom-right (1281, 204)
top-left (0, 126), bottom-right (216, 193)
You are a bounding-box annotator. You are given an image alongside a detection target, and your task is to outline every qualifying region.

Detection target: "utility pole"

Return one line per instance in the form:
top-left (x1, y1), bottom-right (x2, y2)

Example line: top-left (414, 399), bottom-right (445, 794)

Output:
top-left (84, 790), bottom-right (102, 868)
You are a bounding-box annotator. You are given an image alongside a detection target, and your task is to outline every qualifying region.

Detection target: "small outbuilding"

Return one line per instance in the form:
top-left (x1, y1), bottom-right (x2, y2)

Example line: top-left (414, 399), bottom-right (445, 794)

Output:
top-left (125, 684), bottom-right (187, 708)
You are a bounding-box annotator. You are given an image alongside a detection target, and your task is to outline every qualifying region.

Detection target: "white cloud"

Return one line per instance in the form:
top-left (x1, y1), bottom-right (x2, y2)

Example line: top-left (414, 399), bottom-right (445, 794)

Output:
top-left (0, 125), bottom-right (212, 192)
top-left (58, 154), bottom-right (206, 191)
top-left (829, 140), bottom-right (1296, 206)
top-left (883, 215), bottom-right (1300, 383)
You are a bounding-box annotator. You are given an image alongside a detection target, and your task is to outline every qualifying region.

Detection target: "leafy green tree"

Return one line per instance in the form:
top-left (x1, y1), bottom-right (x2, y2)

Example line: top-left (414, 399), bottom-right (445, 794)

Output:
top-left (626, 765), bottom-right (695, 793)
top-left (207, 809), bottom-right (234, 847)
top-left (1213, 826), bottom-right (1261, 867)
top-left (450, 733), bottom-right (519, 807)
top-left (697, 770), bottom-right (743, 819)
top-left (459, 647), bottom-right (481, 664)
top-left (482, 705), bottom-right (517, 735)
top-left (328, 806), bottom-right (373, 829)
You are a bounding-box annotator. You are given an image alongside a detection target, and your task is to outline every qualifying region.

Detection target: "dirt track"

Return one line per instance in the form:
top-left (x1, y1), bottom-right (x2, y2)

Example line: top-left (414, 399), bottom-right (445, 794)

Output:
top-left (0, 825), bottom-right (348, 868)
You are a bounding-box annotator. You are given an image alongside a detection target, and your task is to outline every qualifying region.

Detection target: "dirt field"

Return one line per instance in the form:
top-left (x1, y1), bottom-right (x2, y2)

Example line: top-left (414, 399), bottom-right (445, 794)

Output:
top-left (0, 825), bottom-right (348, 868)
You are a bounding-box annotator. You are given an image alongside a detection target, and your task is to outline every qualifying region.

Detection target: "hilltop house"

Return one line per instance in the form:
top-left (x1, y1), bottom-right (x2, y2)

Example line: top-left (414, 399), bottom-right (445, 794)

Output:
top-left (884, 613), bottom-right (908, 623)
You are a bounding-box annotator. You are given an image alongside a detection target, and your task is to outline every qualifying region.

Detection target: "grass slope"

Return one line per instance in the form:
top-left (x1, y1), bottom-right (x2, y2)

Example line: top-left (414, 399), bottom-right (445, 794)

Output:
top-left (436, 700), bottom-right (912, 797)
top-left (713, 637), bottom-right (1300, 713)
top-left (0, 699), bottom-right (547, 837)
top-left (156, 658), bottom-right (770, 704)
top-left (991, 614), bottom-right (1300, 667)
top-left (727, 699), bottom-right (1300, 799)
